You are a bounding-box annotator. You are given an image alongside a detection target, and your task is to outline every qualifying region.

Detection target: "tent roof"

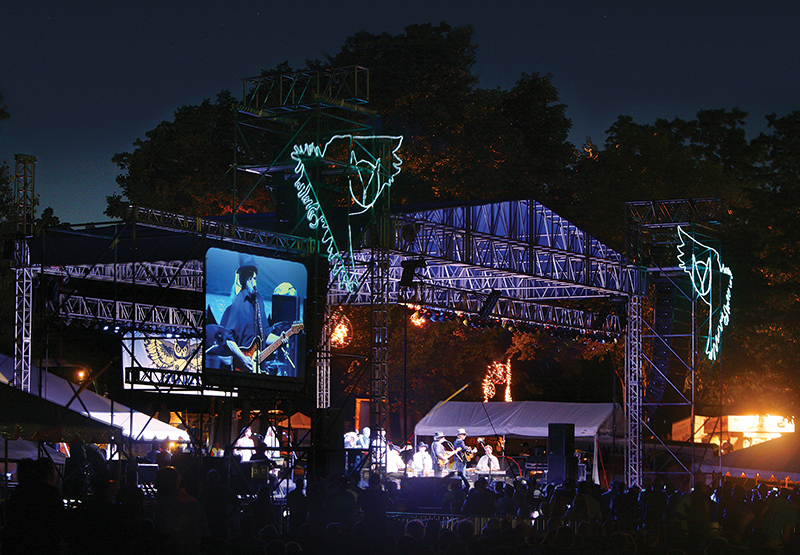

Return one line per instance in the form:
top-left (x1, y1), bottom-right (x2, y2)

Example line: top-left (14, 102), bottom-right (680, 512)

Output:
top-left (0, 354), bottom-right (191, 443)
top-left (0, 382), bottom-right (120, 443)
top-left (414, 401), bottom-right (623, 439)
top-left (279, 412), bottom-right (311, 429)
top-left (699, 433), bottom-right (800, 481)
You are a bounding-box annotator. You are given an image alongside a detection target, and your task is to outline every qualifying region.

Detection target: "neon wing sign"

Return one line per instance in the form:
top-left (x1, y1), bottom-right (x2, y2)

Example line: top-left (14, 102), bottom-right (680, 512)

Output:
top-left (291, 135), bottom-right (403, 292)
top-left (676, 226), bottom-right (733, 360)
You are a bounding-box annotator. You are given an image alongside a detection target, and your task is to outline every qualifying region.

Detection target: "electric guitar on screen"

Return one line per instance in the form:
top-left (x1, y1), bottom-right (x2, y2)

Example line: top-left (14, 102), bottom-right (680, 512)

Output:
top-left (235, 322), bottom-right (304, 374)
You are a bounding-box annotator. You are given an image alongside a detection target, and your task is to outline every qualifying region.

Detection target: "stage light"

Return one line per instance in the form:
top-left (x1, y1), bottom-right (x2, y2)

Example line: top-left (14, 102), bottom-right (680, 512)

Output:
top-left (399, 258), bottom-right (426, 287)
top-left (479, 289), bottom-right (502, 318)
top-left (330, 315), bottom-right (353, 348)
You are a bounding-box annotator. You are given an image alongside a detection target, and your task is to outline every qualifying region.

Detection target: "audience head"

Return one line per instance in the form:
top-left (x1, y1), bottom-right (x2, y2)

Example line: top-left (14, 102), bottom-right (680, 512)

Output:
top-left (154, 466), bottom-right (181, 495)
top-left (405, 519), bottom-right (425, 540)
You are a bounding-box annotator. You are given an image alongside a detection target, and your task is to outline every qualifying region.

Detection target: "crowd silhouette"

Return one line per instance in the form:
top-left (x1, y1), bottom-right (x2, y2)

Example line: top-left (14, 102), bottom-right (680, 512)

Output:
top-left (1, 456), bottom-right (798, 554)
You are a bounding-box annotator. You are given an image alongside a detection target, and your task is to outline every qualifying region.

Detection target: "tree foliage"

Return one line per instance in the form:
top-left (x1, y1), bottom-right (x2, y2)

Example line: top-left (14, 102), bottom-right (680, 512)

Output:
top-left (329, 23), bottom-right (573, 203)
top-left (108, 91), bottom-right (271, 217)
top-left (109, 24), bottom-right (574, 216)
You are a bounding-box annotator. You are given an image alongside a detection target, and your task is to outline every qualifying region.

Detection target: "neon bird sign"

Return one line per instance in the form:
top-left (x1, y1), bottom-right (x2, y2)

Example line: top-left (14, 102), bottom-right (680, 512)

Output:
top-left (291, 135), bottom-right (403, 292)
top-left (676, 226), bottom-right (733, 360)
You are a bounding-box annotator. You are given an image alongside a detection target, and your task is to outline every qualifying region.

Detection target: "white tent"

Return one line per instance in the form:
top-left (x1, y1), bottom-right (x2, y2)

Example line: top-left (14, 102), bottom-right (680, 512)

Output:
top-left (0, 354), bottom-right (190, 443)
top-left (414, 401), bottom-right (624, 439)
top-left (416, 401), bottom-right (623, 485)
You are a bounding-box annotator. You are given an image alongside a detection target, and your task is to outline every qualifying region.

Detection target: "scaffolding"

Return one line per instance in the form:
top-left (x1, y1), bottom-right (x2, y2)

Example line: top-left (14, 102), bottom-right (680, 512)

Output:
top-left (13, 154), bottom-right (37, 392)
top-left (624, 198), bottom-right (728, 487)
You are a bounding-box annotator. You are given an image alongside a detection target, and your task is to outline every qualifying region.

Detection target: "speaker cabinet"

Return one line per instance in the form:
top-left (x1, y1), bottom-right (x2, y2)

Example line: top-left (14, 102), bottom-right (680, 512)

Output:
top-left (548, 423), bottom-right (575, 457)
top-left (546, 455), bottom-right (578, 485)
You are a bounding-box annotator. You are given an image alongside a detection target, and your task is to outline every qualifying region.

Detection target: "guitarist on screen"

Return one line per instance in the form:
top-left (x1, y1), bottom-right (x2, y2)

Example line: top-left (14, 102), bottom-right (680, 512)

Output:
top-left (220, 255), bottom-right (298, 376)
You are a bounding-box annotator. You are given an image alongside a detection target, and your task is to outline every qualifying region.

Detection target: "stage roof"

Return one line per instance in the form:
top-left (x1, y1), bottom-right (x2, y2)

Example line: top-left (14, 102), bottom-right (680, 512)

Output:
top-left (414, 400), bottom-right (624, 439)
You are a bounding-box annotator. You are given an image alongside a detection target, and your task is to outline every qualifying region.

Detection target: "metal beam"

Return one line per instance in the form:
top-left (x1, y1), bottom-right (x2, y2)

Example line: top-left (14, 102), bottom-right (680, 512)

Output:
top-left (60, 296), bottom-right (202, 333)
top-left (41, 260), bottom-right (203, 291)
top-left (126, 206), bottom-right (316, 256)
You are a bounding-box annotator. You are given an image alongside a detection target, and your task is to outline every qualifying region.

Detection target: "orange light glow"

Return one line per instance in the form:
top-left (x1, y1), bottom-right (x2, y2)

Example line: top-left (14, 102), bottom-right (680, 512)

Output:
top-left (482, 359), bottom-right (512, 402)
top-left (410, 311), bottom-right (426, 327)
top-left (330, 315), bottom-right (353, 348)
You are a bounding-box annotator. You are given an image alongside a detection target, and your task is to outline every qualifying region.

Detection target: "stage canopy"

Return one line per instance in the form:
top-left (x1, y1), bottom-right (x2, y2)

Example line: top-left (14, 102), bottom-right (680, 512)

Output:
top-left (699, 433), bottom-right (800, 482)
top-left (0, 354), bottom-right (191, 443)
top-left (0, 381), bottom-right (119, 443)
top-left (414, 401), bottom-right (624, 440)
top-left (279, 412), bottom-right (311, 429)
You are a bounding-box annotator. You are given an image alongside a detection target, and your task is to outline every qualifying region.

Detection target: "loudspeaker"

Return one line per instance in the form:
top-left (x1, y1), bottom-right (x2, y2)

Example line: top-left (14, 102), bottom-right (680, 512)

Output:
top-left (546, 455), bottom-right (578, 485)
top-left (548, 423), bottom-right (575, 457)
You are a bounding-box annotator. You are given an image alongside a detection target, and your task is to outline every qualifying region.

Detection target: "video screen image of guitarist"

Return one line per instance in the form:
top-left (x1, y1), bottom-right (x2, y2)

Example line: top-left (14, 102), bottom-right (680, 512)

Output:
top-left (205, 248), bottom-right (307, 378)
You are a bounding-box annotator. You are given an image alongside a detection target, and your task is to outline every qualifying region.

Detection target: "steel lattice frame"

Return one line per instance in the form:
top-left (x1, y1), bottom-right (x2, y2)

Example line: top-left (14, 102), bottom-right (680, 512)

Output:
top-left (41, 261), bottom-right (204, 291)
top-left (625, 198), bottom-right (725, 488)
top-left (317, 297), bottom-right (334, 409)
top-left (368, 217), bottom-right (391, 470)
top-left (13, 154), bottom-right (37, 392)
top-left (330, 200), bottom-right (643, 328)
top-left (626, 295), bottom-right (644, 487)
top-left (14, 266), bottom-right (34, 392)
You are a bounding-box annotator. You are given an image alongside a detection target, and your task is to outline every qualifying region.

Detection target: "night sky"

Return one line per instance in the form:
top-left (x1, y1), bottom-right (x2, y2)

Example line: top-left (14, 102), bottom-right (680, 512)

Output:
top-left (2, 1), bottom-right (798, 224)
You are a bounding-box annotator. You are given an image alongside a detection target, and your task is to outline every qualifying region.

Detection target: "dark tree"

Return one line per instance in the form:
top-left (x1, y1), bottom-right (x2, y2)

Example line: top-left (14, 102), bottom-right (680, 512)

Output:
top-left (108, 91), bottom-right (271, 217)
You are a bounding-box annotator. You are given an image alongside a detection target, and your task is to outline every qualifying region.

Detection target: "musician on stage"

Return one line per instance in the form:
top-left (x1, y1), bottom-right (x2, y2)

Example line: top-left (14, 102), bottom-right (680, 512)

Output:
top-left (452, 428), bottom-right (469, 475)
top-left (476, 443), bottom-right (500, 472)
top-left (409, 442), bottom-right (433, 477)
top-left (430, 432), bottom-right (448, 477)
top-left (234, 426), bottom-right (256, 462)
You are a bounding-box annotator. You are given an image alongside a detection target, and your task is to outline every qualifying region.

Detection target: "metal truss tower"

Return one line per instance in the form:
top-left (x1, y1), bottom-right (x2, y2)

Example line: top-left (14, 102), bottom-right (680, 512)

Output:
top-left (13, 154), bottom-right (37, 392)
top-left (625, 198), bottom-right (726, 488)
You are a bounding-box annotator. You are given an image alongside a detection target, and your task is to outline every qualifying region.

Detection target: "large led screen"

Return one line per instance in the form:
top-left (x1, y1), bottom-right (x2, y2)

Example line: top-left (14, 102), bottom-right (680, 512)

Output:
top-left (205, 248), bottom-right (307, 381)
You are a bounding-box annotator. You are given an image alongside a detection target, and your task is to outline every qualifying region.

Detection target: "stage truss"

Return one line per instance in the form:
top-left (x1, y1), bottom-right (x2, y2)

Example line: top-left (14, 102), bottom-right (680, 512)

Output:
top-left (625, 198), bottom-right (726, 488)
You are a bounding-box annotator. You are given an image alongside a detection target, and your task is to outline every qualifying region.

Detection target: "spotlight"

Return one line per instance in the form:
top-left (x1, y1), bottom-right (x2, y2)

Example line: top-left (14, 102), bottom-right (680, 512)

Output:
top-left (399, 258), bottom-right (426, 288)
top-left (479, 290), bottom-right (502, 318)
